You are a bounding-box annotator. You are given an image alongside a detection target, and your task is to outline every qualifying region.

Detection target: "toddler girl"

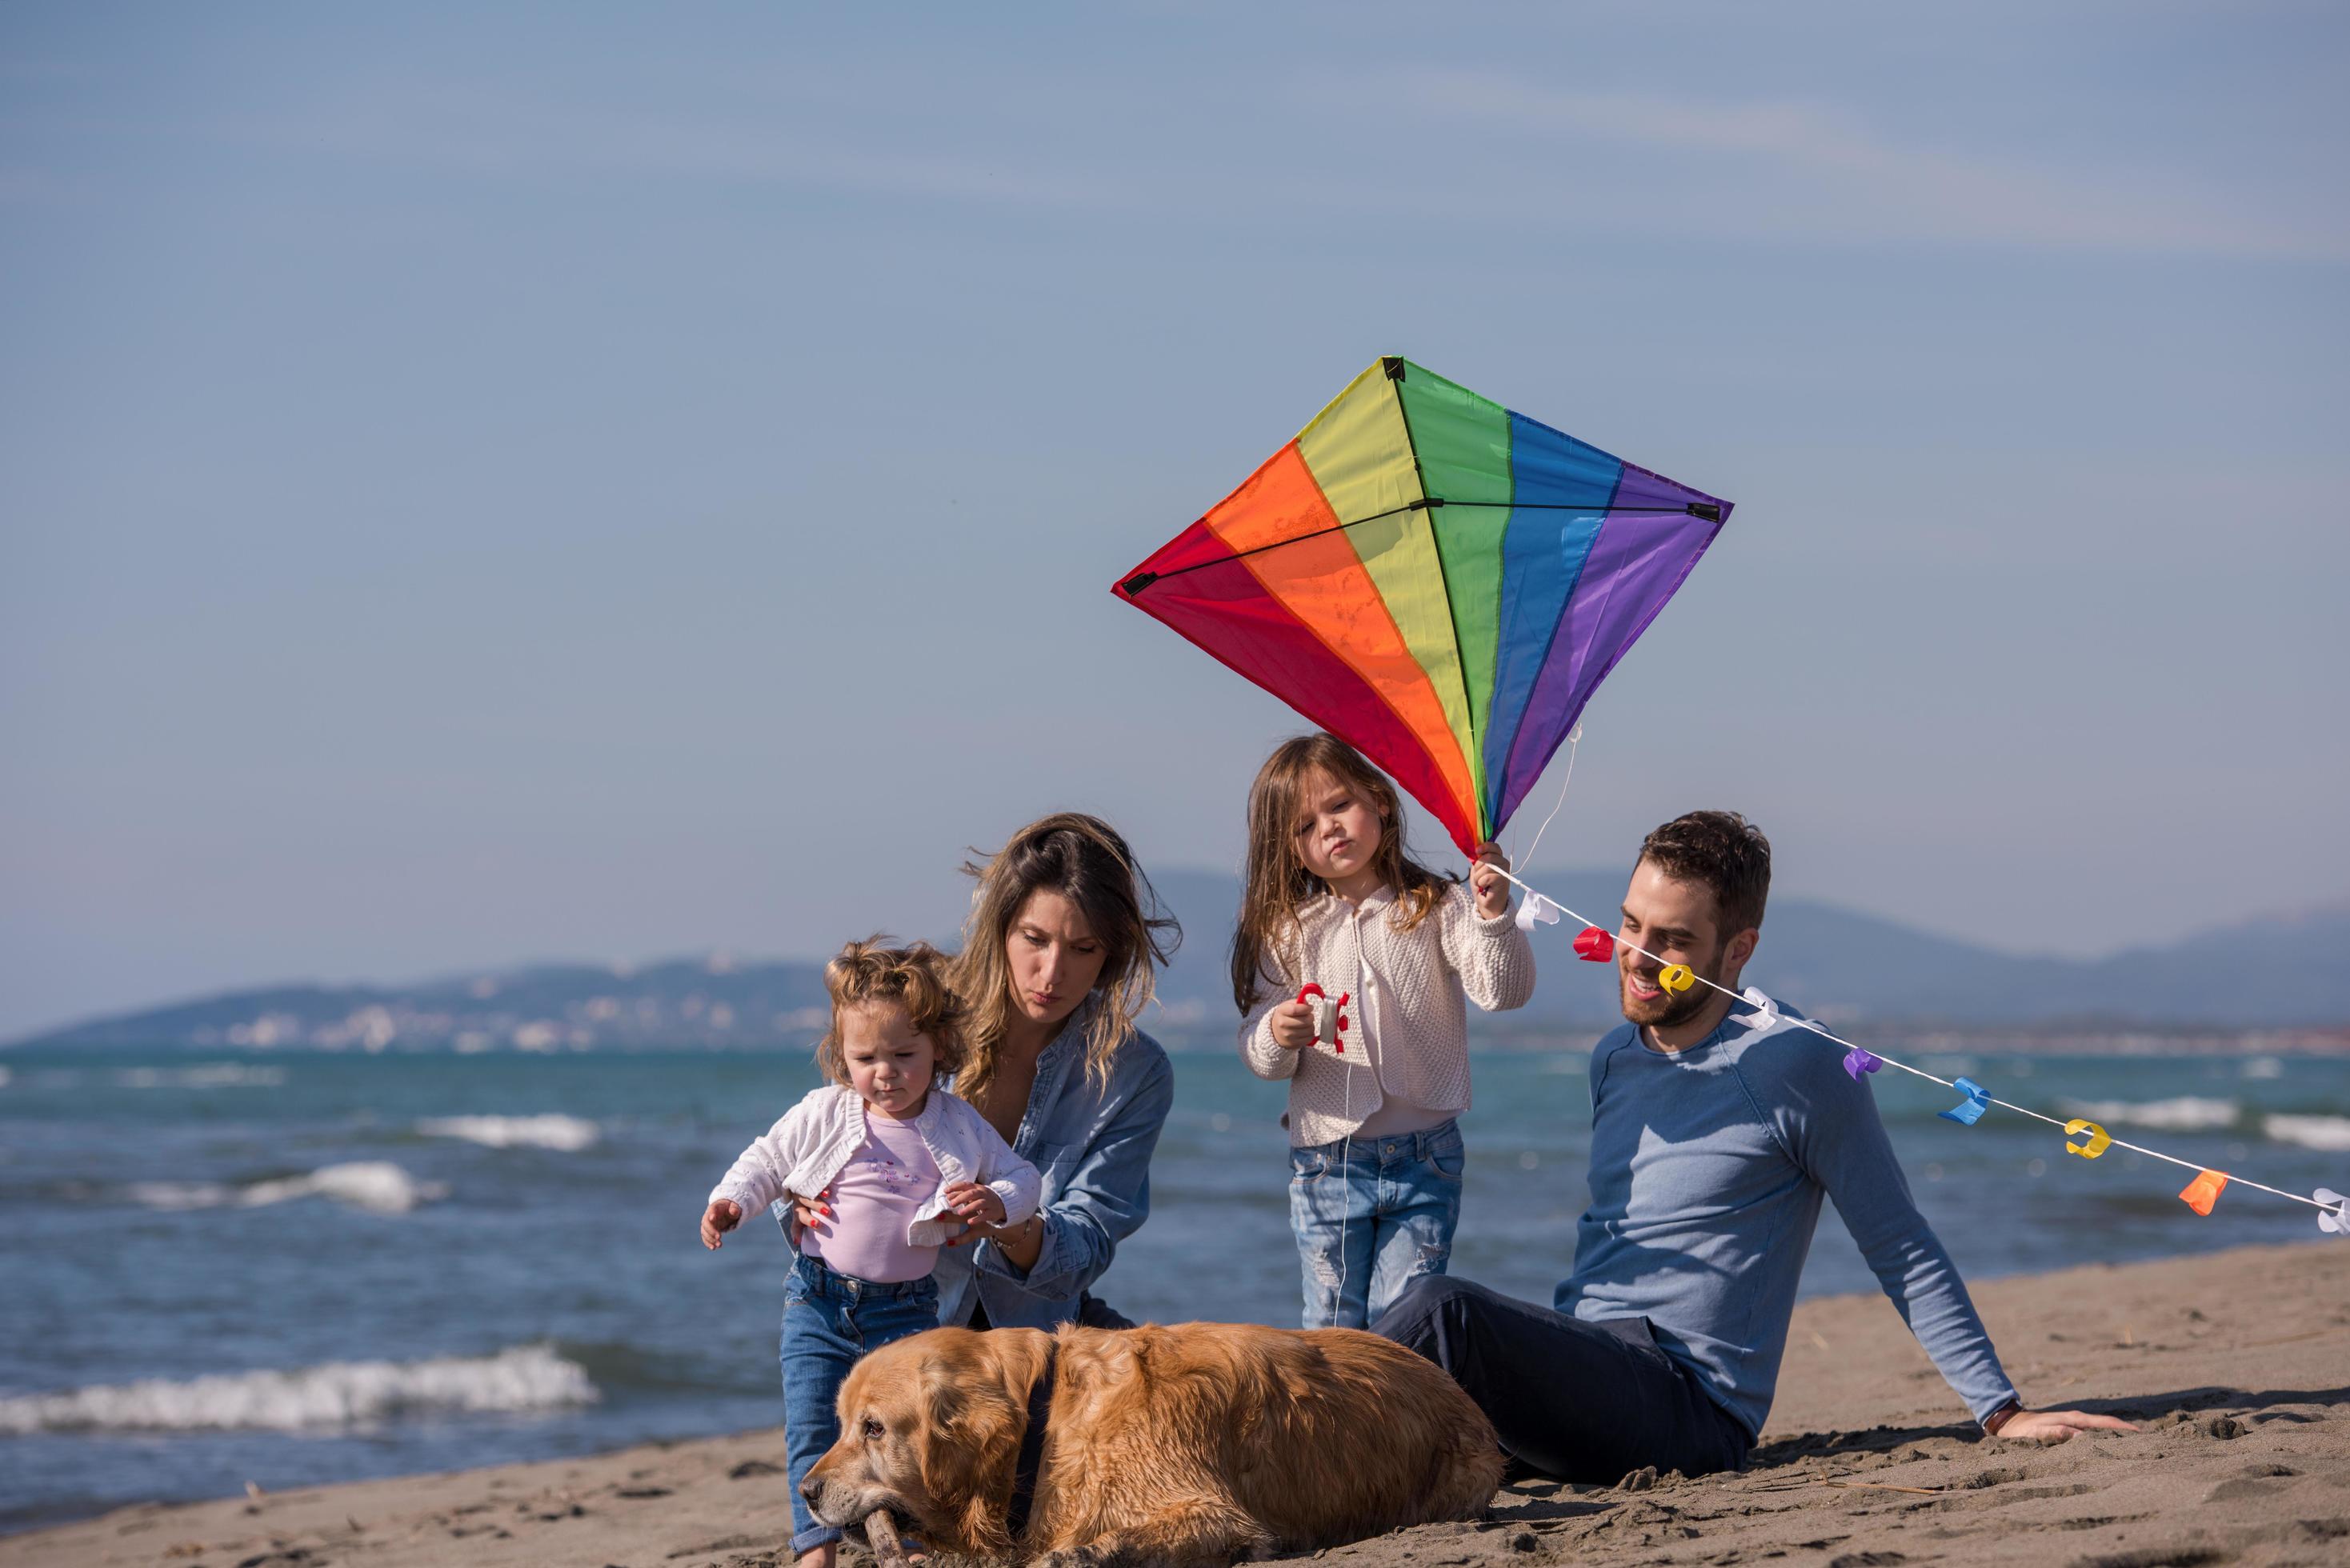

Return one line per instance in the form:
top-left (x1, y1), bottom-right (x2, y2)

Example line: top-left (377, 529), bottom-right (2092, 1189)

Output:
top-left (1234, 734), bottom-right (1535, 1330)
top-left (701, 938), bottom-right (1039, 1568)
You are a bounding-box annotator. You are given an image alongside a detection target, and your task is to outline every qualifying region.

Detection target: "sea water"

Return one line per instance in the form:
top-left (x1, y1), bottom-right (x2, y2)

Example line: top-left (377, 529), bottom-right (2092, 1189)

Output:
top-left (2, 1044), bottom-right (2344, 1530)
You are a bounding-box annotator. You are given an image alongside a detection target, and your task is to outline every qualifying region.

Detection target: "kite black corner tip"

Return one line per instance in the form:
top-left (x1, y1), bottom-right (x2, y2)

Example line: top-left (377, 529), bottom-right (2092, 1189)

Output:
top-left (1687, 502), bottom-right (1723, 523)
top-left (1381, 356), bottom-right (1406, 382)
top-left (1119, 571), bottom-right (1159, 598)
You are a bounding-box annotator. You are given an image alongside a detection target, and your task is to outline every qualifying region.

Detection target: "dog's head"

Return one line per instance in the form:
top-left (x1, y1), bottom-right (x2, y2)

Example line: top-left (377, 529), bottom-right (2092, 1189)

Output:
top-left (801, 1325), bottom-right (1053, 1555)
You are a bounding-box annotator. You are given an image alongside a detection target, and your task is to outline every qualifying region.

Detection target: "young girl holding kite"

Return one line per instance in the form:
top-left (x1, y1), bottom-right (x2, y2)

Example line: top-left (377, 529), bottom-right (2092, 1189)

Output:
top-left (1234, 733), bottom-right (1536, 1330)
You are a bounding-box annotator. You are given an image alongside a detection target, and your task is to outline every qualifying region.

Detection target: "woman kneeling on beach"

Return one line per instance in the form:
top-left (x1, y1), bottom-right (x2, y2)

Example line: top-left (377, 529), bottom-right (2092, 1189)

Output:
top-left (795, 811), bottom-right (1180, 1330)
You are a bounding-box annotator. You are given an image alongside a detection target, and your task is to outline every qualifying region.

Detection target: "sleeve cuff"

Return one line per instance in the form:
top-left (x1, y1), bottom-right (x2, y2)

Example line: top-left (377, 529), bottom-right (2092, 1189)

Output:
top-left (979, 1213), bottom-right (1059, 1287)
top-left (1974, 1388), bottom-right (2024, 1430)
top-left (988, 1178), bottom-right (1033, 1224)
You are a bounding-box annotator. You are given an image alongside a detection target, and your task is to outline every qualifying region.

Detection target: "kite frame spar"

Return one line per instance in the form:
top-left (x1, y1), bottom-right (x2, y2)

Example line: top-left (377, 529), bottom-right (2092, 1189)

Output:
top-left (1114, 357), bottom-right (1732, 854)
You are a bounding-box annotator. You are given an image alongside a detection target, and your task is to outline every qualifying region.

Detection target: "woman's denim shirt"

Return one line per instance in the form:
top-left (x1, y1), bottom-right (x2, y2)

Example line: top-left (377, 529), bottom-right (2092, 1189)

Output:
top-left (929, 1001), bottom-right (1175, 1330)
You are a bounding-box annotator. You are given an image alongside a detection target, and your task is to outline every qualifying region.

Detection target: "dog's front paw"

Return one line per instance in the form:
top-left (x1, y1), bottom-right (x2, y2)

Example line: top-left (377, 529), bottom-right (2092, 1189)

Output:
top-left (1031, 1546), bottom-right (1109, 1568)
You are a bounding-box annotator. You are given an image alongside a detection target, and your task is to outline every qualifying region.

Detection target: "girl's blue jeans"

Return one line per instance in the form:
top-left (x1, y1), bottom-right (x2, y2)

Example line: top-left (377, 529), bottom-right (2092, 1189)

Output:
top-left (780, 1254), bottom-right (939, 1554)
top-left (1287, 1118), bottom-right (1465, 1330)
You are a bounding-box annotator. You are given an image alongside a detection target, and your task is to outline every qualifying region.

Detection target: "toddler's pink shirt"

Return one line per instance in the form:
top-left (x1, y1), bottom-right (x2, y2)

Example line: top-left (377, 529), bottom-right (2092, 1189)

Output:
top-left (799, 1103), bottom-right (947, 1283)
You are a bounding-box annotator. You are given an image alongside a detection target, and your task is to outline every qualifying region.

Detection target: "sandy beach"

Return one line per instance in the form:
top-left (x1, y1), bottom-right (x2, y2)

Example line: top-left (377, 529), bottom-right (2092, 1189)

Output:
top-left (6, 1239), bottom-right (2343, 1568)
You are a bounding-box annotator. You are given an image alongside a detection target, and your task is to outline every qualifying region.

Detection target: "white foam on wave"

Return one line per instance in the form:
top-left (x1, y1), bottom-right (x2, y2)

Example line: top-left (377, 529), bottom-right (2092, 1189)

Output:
top-left (125, 1181), bottom-right (238, 1211)
top-left (416, 1114), bottom-right (600, 1152)
top-left (113, 1063), bottom-right (287, 1090)
top-left (2060, 1096), bottom-right (2239, 1131)
top-left (126, 1162), bottom-right (448, 1215)
top-left (2264, 1114), bottom-right (2350, 1153)
top-left (0, 1344), bottom-right (596, 1434)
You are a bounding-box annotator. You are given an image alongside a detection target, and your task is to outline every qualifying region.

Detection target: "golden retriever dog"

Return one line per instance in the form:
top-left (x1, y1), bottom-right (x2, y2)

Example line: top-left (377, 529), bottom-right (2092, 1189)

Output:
top-left (802, 1320), bottom-right (1503, 1566)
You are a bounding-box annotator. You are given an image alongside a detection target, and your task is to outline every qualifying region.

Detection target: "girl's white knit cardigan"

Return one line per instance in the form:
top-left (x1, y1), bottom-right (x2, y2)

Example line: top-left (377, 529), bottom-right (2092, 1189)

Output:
top-left (1240, 882), bottom-right (1536, 1146)
top-left (708, 1085), bottom-right (1041, 1249)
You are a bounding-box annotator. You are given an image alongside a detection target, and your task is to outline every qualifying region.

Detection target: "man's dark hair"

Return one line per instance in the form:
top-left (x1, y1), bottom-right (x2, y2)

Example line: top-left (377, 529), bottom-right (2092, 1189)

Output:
top-left (1638, 810), bottom-right (1772, 936)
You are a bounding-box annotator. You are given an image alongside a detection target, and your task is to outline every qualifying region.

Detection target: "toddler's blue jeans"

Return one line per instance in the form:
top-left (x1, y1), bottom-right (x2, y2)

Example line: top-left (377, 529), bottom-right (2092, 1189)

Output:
top-left (779, 1254), bottom-right (939, 1554)
top-left (1287, 1118), bottom-right (1464, 1330)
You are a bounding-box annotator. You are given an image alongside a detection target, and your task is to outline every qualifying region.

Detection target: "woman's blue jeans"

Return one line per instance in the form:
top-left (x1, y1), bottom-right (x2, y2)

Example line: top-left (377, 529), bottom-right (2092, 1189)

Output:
top-left (780, 1254), bottom-right (939, 1554)
top-left (1287, 1118), bottom-right (1465, 1330)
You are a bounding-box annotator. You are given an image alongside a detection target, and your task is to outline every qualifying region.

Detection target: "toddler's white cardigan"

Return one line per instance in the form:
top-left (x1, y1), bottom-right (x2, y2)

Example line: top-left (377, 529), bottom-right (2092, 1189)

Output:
top-left (708, 1085), bottom-right (1040, 1250)
top-left (1240, 882), bottom-right (1536, 1146)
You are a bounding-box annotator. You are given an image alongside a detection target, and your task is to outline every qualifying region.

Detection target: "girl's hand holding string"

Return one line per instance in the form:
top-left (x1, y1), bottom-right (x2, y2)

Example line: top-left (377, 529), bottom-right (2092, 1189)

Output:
top-left (1469, 841), bottom-right (1511, 920)
top-left (1268, 999), bottom-right (1315, 1050)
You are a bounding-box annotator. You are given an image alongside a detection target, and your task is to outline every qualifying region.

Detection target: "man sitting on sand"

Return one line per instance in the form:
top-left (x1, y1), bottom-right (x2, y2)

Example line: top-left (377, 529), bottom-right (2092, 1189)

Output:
top-left (1377, 810), bottom-right (2134, 1480)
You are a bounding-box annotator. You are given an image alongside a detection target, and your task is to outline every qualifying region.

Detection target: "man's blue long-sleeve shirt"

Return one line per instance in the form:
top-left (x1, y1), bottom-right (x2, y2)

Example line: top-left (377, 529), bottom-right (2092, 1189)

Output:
top-left (1559, 1003), bottom-right (2016, 1438)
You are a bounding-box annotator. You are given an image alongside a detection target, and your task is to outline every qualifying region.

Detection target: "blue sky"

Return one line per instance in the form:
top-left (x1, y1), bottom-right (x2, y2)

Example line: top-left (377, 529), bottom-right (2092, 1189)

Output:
top-left (3, 2), bottom-right (2344, 1037)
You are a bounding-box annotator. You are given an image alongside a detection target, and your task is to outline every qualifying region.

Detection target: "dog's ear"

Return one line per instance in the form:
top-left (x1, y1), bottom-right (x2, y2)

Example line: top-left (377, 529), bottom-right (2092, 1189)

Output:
top-left (915, 1338), bottom-right (1024, 1557)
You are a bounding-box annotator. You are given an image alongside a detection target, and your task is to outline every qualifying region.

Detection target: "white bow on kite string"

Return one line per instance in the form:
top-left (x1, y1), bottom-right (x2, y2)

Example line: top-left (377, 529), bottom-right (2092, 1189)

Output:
top-left (1490, 866), bottom-right (2345, 1228)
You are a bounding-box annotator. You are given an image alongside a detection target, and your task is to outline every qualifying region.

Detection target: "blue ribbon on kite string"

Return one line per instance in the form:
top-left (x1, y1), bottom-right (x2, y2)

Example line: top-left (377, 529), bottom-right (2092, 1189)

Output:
top-left (1488, 866), bottom-right (2334, 1218)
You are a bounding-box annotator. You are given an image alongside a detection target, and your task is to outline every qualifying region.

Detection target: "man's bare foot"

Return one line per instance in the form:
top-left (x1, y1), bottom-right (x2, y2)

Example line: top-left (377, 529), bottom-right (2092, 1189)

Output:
top-left (797, 1542), bottom-right (838, 1568)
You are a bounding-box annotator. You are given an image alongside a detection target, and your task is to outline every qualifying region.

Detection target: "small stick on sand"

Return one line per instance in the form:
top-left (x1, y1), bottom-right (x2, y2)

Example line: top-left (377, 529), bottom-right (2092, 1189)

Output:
top-left (865, 1508), bottom-right (913, 1568)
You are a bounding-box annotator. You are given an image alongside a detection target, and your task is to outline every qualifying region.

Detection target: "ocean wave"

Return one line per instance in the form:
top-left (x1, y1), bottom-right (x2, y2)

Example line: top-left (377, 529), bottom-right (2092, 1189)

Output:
top-left (2058, 1096), bottom-right (2240, 1131)
top-left (111, 1063), bottom-right (286, 1090)
top-left (416, 1114), bottom-right (599, 1152)
top-left (126, 1162), bottom-right (449, 1215)
top-left (2263, 1114), bottom-right (2350, 1152)
top-left (0, 1344), bottom-right (595, 1434)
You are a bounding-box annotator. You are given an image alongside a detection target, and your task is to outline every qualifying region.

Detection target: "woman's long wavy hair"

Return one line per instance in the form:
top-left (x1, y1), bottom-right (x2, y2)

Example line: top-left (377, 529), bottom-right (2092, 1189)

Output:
top-left (1230, 733), bottom-right (1450, 1013)
top-left (951, 812), bottom-right (1179, 1101)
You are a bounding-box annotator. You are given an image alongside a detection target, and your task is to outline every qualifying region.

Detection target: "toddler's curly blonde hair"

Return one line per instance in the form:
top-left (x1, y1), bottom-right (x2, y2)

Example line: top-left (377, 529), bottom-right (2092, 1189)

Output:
top-left (815, 938), bottom-right (967, 1089)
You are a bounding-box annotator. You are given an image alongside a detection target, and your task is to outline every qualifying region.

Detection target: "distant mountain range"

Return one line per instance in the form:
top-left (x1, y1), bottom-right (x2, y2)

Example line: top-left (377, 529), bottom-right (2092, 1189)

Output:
top-left (11, 869), bottom-right (2347, 1052)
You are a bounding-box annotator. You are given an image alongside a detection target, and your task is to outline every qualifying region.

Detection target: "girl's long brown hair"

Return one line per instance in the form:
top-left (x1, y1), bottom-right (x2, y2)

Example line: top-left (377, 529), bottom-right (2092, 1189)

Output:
top-left (950, 812), bottom-right (1179, 1101)
top-left (1229, 734), bottom-right (1451, 1013)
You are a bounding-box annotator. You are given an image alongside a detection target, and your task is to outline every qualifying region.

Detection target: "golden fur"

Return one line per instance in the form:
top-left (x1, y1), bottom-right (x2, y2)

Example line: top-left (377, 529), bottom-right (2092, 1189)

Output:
top-left (803, 1321), bottom-right (1503, 1567)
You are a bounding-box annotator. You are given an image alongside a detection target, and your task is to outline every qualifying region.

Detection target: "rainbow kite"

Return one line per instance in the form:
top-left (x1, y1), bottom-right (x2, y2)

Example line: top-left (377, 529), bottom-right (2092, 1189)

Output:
top-left (1114, 357), bottom-right (1732, 854)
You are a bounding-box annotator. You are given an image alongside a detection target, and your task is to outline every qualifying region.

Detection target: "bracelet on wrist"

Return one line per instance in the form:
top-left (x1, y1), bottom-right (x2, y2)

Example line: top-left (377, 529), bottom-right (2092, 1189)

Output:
top-left (1981, 1398), bottom-right (2024, 1436)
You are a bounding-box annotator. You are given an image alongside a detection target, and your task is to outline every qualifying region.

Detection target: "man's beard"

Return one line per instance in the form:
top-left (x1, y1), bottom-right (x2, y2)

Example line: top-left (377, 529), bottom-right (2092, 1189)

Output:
top-left (1619, 950), bottom-right (1722, 1031)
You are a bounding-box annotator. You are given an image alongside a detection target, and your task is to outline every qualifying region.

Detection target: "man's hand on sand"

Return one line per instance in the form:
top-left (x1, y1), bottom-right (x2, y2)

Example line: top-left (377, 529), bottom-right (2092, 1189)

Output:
top-left (1269, 999), bottom-right (1315, 1050)
top-left (1995, 1408), bottom-right (2138, 1443)
top-left (700, 1199), bottom-right (742, 1250)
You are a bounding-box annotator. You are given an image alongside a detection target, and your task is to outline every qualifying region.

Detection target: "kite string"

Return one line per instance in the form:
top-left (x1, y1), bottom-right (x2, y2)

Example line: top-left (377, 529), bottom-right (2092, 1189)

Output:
top-left (1511, 726), bottom-right (1579, 880)
top-left (1491, 866), bottom-right (2329, 1214)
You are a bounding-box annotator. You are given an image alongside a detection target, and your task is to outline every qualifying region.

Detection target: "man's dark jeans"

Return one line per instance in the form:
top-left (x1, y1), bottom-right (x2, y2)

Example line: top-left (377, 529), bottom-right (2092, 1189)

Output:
top-left (1376, 1275), bottom-right (1752, 1482)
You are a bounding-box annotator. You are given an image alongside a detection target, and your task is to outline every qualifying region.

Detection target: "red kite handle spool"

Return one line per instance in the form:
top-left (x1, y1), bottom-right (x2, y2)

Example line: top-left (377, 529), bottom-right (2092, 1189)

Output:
top-left (1297, 984), bottom-right (1351, 1053)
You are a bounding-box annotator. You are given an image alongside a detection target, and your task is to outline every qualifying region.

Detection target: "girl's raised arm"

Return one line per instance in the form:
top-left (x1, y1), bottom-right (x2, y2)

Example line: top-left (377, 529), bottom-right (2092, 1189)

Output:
top-left (1438, 881), bottom-right (1538, 1013)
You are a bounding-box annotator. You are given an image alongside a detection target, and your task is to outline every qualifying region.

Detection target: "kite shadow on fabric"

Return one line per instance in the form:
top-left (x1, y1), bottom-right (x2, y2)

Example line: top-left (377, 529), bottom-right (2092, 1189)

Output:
top-left (1113, 356), bottom-right (1735, 854)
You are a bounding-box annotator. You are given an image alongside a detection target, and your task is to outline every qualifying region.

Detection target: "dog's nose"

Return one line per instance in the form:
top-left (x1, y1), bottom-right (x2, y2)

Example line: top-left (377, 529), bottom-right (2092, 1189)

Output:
top-left (798, 1474), bottom-right (821, 1502)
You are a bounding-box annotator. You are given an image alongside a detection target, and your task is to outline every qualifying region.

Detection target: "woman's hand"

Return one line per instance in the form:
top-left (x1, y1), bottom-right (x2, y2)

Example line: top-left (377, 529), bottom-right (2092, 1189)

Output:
top-left (942, 1181), bottom-right (1007, 1227)
top-left (1470, 842), bottom-right (1511, 920)
top-left (788, 1186), bottom-right (833, 1236)
top-left (951, 1208), bottom-right (1047, 1269)
top-left (700, 1198), bottom-right (743, 1250)
top-left (1269, 999), bottom-right (1315, 1050)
